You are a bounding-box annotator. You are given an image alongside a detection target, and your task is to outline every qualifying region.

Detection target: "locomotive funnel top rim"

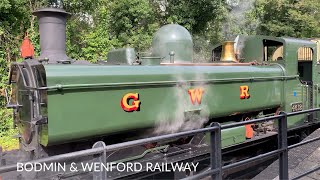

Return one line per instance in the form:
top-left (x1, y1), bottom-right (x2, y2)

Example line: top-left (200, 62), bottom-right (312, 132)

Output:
top-left (33, 7), bottom-right (71, 16)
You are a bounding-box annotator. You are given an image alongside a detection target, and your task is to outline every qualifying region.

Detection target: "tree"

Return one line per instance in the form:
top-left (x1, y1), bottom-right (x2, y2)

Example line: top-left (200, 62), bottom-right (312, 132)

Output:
top-left (160, 0), bottom-right (225, 34)
top-left (108, 0), bottom-right (159, 52)
top-left (223, 0), bottom-right (258, 38)
top-left (253, 0), bottom-right (320, 38)
top-left (0, 0), bottom-right (45, 150)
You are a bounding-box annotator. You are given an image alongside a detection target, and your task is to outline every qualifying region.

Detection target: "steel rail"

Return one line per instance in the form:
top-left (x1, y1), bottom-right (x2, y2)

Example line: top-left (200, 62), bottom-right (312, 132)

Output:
top-left (288, 136), bottom-right (320, 149)
top-left (222, 149), bottom-right (281, 171)
top-left (291, 165), bottom-right (320, 180)
top-left (182, 169), bottom-right (218, 180)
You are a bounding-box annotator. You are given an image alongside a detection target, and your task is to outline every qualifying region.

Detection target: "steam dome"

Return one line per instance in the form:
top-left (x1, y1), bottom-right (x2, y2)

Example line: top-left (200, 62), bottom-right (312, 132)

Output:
top-left (152, 24), bottom-right (193, 63)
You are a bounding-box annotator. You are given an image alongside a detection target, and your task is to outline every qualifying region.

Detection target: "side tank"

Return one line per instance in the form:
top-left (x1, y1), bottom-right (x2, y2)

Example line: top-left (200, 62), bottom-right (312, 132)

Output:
top-left (8, 62), bottom-right (284, 146)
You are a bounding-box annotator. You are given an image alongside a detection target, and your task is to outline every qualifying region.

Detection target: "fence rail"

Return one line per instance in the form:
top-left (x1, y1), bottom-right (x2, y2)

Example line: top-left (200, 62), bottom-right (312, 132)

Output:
top-left (1, 108), bottom-right (320, 180)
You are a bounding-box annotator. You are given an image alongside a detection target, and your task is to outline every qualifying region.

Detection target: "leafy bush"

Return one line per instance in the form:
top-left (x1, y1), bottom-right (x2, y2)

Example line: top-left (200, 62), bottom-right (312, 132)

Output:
top-left (0, 56), bottom-right (19, 151)
top-left (0, 109), bottom-right (12, 136)
top-left (0, 126), bottom-right (19, 151)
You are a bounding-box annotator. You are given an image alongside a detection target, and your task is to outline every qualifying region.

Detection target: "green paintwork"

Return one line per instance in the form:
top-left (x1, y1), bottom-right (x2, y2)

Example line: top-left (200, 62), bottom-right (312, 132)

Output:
top-left (214, 35), bottom-right (319, 126)
top-left (106, 48), bottom-right (136, 65)
top-left (205, 126), bottom-right (246, 148)
top-left (41, 64), bottom-right (284, 146)
top-left (151, 24), bottom-right (193, 63)
top-left (140, 56), bottom-right (163, 65)
top-left (221, 126), bottom-right (246, 148)
top-left (241, 36), bottom-right (318, 126)
top-left (41, 34), bottom-right (320, 146)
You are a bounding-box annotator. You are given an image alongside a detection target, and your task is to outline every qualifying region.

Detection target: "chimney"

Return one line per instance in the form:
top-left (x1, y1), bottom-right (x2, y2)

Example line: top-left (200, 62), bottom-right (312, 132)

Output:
top-left (33, 7), bottom-right (70, 63)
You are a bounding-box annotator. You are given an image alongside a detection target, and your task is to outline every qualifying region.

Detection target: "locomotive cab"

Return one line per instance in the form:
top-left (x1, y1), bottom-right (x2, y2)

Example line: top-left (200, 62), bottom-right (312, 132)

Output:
top-left (212, 35), bottom-right (318, 125)
top-left (216, 35), bottom-right (316, 84)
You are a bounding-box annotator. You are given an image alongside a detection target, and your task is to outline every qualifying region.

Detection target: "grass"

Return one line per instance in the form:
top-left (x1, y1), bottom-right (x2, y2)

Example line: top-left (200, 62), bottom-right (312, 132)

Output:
top-left (0, 128), bottom-right (19, 152)
top-left (0, 108), bottom-right (19, 151)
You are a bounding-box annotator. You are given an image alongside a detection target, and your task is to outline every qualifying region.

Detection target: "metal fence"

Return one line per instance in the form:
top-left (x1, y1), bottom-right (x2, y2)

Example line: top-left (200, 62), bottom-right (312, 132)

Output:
top-left (1, 108), bottom-right (320, 179)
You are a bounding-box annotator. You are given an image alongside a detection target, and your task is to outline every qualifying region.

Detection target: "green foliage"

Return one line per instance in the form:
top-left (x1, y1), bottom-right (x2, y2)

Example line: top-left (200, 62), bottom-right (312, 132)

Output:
top-left (109, 0), bottom-right (159, 51)
top-left (0, 0), bottom-right (40, 150)
top-left (0, 109), bottom-right (18, 151)
top-left (253, 0), bottom-right (320, 37)
top-left (163, 0), bottom-right (225, 34)
top-left (0, 127), bottom-right (19, 151)
top-left (0, 109), bottom-right (13, 136)
top-left (66, 0), bottom-right (121, 62)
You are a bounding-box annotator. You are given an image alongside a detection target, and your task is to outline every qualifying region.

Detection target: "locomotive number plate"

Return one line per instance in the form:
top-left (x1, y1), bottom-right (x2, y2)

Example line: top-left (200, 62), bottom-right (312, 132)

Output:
top-left (291, 102), bottom-right (303, 112)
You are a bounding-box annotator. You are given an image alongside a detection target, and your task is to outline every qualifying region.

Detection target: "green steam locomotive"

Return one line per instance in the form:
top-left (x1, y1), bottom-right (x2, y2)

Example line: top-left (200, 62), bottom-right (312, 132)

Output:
top-left (6, 6), bottom-right (320, 159)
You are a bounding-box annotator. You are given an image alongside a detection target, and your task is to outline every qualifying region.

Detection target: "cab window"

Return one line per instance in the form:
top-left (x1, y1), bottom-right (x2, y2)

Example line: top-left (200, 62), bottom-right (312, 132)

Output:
top-left (297, 47), bottom-right (313, 82)
top-left (263, 39), bottom-right (283, 61)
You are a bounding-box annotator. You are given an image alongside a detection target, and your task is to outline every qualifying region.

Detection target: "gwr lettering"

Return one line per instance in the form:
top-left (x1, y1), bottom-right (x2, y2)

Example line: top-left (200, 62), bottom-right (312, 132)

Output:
top-left (240, 86), bottom-right (250, 99)
top-left (188, 88), bottom-right (204, 105)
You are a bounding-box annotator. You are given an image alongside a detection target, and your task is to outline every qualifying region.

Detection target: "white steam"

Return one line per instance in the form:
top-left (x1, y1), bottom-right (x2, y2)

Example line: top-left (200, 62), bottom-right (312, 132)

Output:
top-left (154, 70), bottom-right (210, 135)
top-left (223, 0), bottom-right (256, 39)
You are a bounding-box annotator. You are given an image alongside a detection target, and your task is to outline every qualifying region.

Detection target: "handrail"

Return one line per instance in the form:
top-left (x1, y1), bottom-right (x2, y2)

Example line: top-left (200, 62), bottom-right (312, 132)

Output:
top-left (38, 75), bottom-right (299, 91)
top-left (0, 125), bottom-right (220, 174)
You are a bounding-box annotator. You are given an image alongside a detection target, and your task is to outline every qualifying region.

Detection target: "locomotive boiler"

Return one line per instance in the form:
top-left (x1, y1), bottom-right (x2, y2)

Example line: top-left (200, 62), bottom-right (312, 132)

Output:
top-left (6, 5), bottom-right (320, 159)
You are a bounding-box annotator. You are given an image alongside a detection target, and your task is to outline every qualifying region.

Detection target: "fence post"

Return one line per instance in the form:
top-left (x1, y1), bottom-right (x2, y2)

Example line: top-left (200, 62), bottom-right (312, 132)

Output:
top-left (0, 147), bottom-right (2, 166)
top-left (278, 112), bottom-right (289, 180)
top-left (92, 141), bottom-right (107, 180)
top-left (210, 122), bottom-right (222, 180)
